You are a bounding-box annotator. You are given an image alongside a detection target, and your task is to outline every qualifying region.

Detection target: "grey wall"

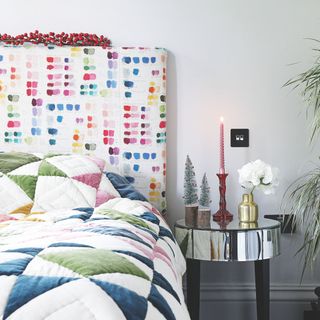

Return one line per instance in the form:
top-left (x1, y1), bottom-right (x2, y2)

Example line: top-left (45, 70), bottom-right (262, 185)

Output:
top-left (1, 0), bottom-right (320, 319)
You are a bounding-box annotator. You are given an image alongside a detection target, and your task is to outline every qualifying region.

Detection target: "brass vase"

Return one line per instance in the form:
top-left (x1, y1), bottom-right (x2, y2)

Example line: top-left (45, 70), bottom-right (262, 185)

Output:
top-left (238, 193), bottom-right (258, 223)
top-left (239, 221), bottom-right (258, 229)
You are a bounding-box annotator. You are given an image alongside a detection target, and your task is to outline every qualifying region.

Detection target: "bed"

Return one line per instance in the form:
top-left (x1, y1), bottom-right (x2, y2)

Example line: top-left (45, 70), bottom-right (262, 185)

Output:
top-left (0, 45), bottom-right (189, 319)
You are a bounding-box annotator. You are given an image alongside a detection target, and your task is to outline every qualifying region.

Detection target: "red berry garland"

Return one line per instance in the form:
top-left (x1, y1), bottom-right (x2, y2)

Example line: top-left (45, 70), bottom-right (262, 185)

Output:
top-left (0, 30), bottom-right (111, 48)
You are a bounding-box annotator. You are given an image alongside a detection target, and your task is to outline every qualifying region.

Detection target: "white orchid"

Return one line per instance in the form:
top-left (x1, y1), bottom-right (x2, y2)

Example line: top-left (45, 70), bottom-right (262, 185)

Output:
top-left (238, 160), bottom-right (279, 195)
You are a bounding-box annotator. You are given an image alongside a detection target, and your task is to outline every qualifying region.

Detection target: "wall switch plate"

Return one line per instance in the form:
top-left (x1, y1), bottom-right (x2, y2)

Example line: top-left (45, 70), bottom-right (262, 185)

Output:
top-left (230, 129), bottom-right (249, 147)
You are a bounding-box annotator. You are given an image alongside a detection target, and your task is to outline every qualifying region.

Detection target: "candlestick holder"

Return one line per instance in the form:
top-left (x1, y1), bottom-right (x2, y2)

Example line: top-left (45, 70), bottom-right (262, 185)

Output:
top-left (212, 173), bottom-right (233, 221)
top-left (215, 217), bottom-right (232, 230)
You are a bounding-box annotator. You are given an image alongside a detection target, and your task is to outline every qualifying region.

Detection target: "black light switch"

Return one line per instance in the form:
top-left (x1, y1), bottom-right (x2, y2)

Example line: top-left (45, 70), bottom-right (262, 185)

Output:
top-left (230, 129), bottom-right (249, 147)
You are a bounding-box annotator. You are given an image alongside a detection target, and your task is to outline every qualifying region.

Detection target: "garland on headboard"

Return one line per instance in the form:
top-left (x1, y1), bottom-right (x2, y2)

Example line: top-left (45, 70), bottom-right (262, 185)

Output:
top-left (0, 30), bottom-right (111, 47)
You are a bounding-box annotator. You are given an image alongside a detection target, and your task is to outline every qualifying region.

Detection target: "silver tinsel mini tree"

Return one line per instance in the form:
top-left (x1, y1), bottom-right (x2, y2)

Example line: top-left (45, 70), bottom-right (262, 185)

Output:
top-left (183, 155), bottom-right (198, 206)
top-left (199, 173), bottom-right (211, 208)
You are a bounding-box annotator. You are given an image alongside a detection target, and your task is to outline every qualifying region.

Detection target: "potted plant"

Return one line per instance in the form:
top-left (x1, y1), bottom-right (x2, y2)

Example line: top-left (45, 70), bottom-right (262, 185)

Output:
top-left (284, 42), bottom-right (320, 277)
top-left (198, 173), bottom-right (211, 227)
top-left (183, 155), bottom-right (198, 226)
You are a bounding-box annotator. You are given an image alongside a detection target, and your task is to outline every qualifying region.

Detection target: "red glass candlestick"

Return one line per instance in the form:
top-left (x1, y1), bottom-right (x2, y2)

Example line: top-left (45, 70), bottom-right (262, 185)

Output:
top-left (212, 173), bottom-right (233, 221)
top-left (215, 217), bottom-right (231, 230)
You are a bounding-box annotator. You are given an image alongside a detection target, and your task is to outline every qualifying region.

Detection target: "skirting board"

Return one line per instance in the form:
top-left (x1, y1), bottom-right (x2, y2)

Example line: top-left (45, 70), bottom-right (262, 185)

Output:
top-left (183, 283), bottom-right (316, 302)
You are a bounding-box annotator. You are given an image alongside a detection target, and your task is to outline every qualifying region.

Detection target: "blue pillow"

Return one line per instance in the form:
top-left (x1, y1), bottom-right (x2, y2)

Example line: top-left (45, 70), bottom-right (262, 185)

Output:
top-left (106, 172), bottom-right (147, 202)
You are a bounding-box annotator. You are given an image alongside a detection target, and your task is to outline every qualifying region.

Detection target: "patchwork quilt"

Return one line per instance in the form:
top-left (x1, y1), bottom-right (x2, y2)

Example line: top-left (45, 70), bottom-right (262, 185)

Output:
top-left (0, 152), bottom-right (120, 215)
top-left (0, 197), bottom-right (189, 320)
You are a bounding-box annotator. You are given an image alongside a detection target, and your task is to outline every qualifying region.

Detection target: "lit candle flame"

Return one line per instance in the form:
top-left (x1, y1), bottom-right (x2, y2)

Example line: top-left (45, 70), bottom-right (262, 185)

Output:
top-left (220, 116), bottom-right (224, 122)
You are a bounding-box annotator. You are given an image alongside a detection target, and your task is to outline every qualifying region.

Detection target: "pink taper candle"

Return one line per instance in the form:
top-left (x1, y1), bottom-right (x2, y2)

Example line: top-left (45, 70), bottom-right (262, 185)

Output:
top-left (219, 116), bottom-right (225, 174)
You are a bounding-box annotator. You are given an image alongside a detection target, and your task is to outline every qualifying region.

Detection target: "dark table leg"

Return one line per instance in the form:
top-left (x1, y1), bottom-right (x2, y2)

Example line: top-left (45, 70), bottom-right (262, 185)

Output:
top-left (186, 258), bottom-right (200, 320)
top-left (255, 259), bottom-right (270, 320)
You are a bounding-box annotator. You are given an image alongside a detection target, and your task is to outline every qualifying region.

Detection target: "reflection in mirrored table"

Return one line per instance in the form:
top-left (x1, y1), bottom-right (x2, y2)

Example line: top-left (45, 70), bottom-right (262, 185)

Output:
top-left (175, 218), bottom-right (281, 262)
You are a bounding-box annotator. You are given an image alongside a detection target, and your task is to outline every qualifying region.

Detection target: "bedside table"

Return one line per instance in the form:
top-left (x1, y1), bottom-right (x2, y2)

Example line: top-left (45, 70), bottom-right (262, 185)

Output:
top-left (175, 218), bottom-right (281, 320)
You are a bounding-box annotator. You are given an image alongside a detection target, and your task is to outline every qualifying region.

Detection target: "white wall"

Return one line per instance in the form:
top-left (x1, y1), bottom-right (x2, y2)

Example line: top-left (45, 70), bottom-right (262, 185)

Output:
top-left (1, 1), bottom-right (320, 319)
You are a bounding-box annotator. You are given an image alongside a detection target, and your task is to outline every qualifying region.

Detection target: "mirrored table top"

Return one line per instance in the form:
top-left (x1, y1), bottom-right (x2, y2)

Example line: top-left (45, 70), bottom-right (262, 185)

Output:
top-left (174, 218), bottom-right (281, 261)
top-left (175, 218), bottom-right (281, 232)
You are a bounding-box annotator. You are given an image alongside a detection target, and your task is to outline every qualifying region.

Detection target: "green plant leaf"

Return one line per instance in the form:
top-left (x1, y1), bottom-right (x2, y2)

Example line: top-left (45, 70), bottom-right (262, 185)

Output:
top-left (284, 43), bottom-right (320, 143)
top-left (283, 166), bottom-right (320, 279)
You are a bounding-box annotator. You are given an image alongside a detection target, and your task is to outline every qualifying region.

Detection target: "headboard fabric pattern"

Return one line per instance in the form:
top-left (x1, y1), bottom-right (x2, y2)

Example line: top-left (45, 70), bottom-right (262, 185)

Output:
top-left (0, 45), bottom-right (167, 213)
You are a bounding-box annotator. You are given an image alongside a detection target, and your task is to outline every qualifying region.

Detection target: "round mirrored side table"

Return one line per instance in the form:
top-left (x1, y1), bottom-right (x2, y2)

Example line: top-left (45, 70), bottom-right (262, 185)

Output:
top-left (175, 218), bottom-right (281, 320)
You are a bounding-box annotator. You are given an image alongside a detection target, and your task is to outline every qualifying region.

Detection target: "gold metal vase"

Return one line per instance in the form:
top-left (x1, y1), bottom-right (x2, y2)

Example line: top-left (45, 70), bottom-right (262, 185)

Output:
top-left (238, 193), bottom-right (258, 223)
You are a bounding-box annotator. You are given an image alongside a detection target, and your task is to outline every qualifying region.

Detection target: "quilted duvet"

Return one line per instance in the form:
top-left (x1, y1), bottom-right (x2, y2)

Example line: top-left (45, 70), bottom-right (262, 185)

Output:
top-left (0, 196), bottom-right (189, 319)
top-left (0, 152), bottom-right (120, 215)
top-left (0, 153), bottom-right (190, 320)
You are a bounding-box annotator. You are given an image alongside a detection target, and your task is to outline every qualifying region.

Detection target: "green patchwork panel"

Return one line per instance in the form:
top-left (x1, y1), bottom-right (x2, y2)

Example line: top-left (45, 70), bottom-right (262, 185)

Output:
top-left (0, 152), bottom-right (41, 174)
top-left (96, 209), bottom-right (156, 233)
top-left (7, 175), bottom-right (38, 200)
top-left (40, 249), bottom-right (150, 280)
top-left (38, 160), bottom-right (67, 177)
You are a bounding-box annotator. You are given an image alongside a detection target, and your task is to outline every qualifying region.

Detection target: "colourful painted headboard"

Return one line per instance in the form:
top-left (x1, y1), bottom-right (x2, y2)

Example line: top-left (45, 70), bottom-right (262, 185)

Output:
top-left (0, 45), bottom-right (167, 213)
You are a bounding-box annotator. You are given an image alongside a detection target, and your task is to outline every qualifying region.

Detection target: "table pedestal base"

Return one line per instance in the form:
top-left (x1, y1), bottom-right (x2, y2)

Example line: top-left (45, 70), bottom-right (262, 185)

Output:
top-left (186, 259), bottom-right (271, 320)
top-left (255, 259), bottom-right (270, 320)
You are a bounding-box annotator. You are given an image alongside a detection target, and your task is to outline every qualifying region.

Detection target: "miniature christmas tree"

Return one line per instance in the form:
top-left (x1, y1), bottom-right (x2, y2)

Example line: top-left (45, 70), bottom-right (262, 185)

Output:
top-left (199, 173), bottom-right (211, 208)
top-left (183, 155), bottom-right (198, 206)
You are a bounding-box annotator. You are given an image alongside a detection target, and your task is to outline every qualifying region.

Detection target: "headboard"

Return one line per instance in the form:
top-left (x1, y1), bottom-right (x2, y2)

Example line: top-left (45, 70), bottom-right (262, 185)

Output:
top-left (0, 44), bottom-right (167, 213)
